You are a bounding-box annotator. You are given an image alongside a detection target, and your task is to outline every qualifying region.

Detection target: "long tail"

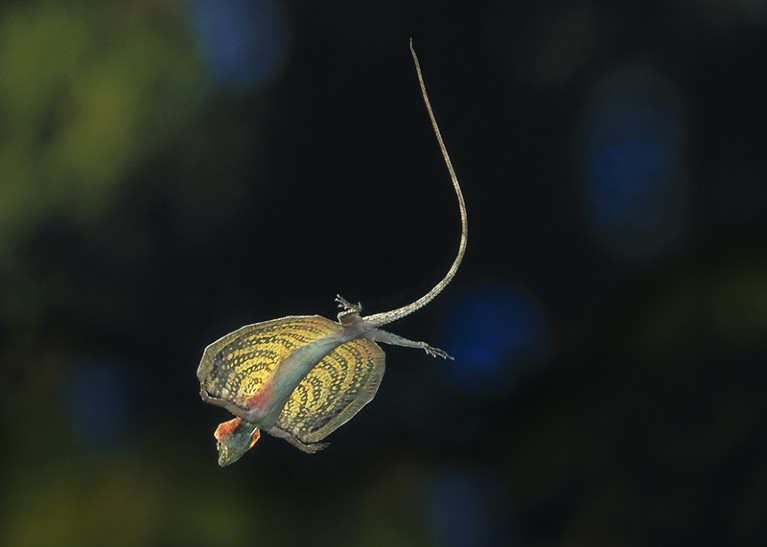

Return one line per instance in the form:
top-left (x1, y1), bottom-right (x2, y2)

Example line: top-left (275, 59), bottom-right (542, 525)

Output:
top-left (364, 39), bottom-right (468, 328)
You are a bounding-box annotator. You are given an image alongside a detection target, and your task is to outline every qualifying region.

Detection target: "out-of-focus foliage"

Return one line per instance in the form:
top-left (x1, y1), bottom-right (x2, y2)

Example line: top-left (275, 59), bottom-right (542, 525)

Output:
top-left (0, 0), bottom-right (203, 252)
top-left (0, 0), bottom-right (766, 545)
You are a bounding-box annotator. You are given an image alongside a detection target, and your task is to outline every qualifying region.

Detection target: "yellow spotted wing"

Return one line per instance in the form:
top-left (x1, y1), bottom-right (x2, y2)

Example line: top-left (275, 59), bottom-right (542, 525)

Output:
top-left (197, 315), bottom-right (386, 444)
top-left (197, 315), bottom-right (345, 410)
top-left (276, 336), bottom-right (385, 444)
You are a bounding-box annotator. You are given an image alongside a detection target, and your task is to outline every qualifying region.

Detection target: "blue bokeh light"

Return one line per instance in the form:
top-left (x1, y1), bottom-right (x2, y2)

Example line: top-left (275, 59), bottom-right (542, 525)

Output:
top-left (576, 68), bottom-right (691, 260)
top-left (425, 467), bottom-right (516, 547)
top-left (440, 286), bottom-right (550, 397)
top-left (191, 0), bottom-right (291, 89)
top-left (67, 358), bottom-right (134, 449)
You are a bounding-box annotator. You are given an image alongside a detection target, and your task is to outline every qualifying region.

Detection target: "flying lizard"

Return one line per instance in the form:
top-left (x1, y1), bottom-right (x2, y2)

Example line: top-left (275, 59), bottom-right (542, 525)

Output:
top-left (197, 40), bottom-right (468, 466)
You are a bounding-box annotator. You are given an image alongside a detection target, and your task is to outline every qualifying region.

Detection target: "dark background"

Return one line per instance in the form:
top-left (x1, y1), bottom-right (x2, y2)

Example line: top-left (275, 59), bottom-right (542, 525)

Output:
top-left (1, 0), bottom-right (766, 545)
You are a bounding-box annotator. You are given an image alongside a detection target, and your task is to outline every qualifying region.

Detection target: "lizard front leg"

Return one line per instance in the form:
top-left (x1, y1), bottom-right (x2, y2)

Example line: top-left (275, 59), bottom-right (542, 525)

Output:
top-left (267, 426), bottom-right (327, 453)
top-left (199, 388), bottom-right (271, 424)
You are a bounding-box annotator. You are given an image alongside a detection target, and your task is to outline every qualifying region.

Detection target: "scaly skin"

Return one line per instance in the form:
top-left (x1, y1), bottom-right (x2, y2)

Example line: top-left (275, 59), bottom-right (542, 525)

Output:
top-left (199, 316), bottom-right (386, 464)
top-left (198, 41), bottom-right (468, 464)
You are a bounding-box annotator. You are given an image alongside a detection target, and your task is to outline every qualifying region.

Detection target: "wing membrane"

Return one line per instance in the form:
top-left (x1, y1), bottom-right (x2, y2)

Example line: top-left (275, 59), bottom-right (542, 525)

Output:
top-left (276, 337), bottom-right (385, 444)
top-left (197, 315), bottom-right (342, 410)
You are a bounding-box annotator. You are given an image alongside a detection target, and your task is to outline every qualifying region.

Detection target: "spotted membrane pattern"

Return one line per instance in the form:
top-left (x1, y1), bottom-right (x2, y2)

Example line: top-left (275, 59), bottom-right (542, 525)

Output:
top-left (198, 42), bottom-right (468, 464)
top-left (198, 315), bottom-right (385, 445)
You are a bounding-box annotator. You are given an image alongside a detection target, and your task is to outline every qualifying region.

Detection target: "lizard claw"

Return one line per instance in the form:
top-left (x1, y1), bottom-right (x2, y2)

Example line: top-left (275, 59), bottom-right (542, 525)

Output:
top-left (423, 345), bottom-right (454, 360)
top-left (335, 294), bottom-right (363, 313)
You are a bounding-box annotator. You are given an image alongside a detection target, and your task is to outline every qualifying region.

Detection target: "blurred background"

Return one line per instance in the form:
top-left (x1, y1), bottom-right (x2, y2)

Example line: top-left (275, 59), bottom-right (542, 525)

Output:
top-left (1, 0), bottom-right (766, 545)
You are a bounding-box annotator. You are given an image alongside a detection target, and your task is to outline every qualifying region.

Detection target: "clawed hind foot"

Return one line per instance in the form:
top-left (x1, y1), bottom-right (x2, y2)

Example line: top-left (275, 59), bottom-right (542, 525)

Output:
top-left (335, 294), bottom-right (364, 324)
top-left (335, 294), bottom-right (363, 313)
top-left (365, 327), bottom-right (453, 360)
top-left (422, 344), bottom-right (453, 360)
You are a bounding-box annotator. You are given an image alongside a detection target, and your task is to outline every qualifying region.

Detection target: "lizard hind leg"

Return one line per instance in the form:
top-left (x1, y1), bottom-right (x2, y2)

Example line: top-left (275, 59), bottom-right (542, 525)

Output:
top-left (335, 294), bottom-right (364, 325)
top-left (335, 294), bottom-right (362, 313)
top-left (366, 328), bottom-right (453, 360)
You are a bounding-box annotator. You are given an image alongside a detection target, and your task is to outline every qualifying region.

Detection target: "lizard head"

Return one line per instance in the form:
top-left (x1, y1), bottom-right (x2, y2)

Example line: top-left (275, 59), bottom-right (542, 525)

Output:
top-left (214, 417), bottom-right (261, 467)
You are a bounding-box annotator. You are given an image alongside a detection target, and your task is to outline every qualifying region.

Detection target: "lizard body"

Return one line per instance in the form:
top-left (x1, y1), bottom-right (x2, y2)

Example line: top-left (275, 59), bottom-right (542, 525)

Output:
top-left (198, 40), bottom-right (467, 465)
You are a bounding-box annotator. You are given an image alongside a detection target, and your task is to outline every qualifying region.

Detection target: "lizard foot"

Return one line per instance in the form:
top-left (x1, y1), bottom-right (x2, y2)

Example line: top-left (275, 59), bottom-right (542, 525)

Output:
top-left (335, 294), bottom-right (363, 313)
